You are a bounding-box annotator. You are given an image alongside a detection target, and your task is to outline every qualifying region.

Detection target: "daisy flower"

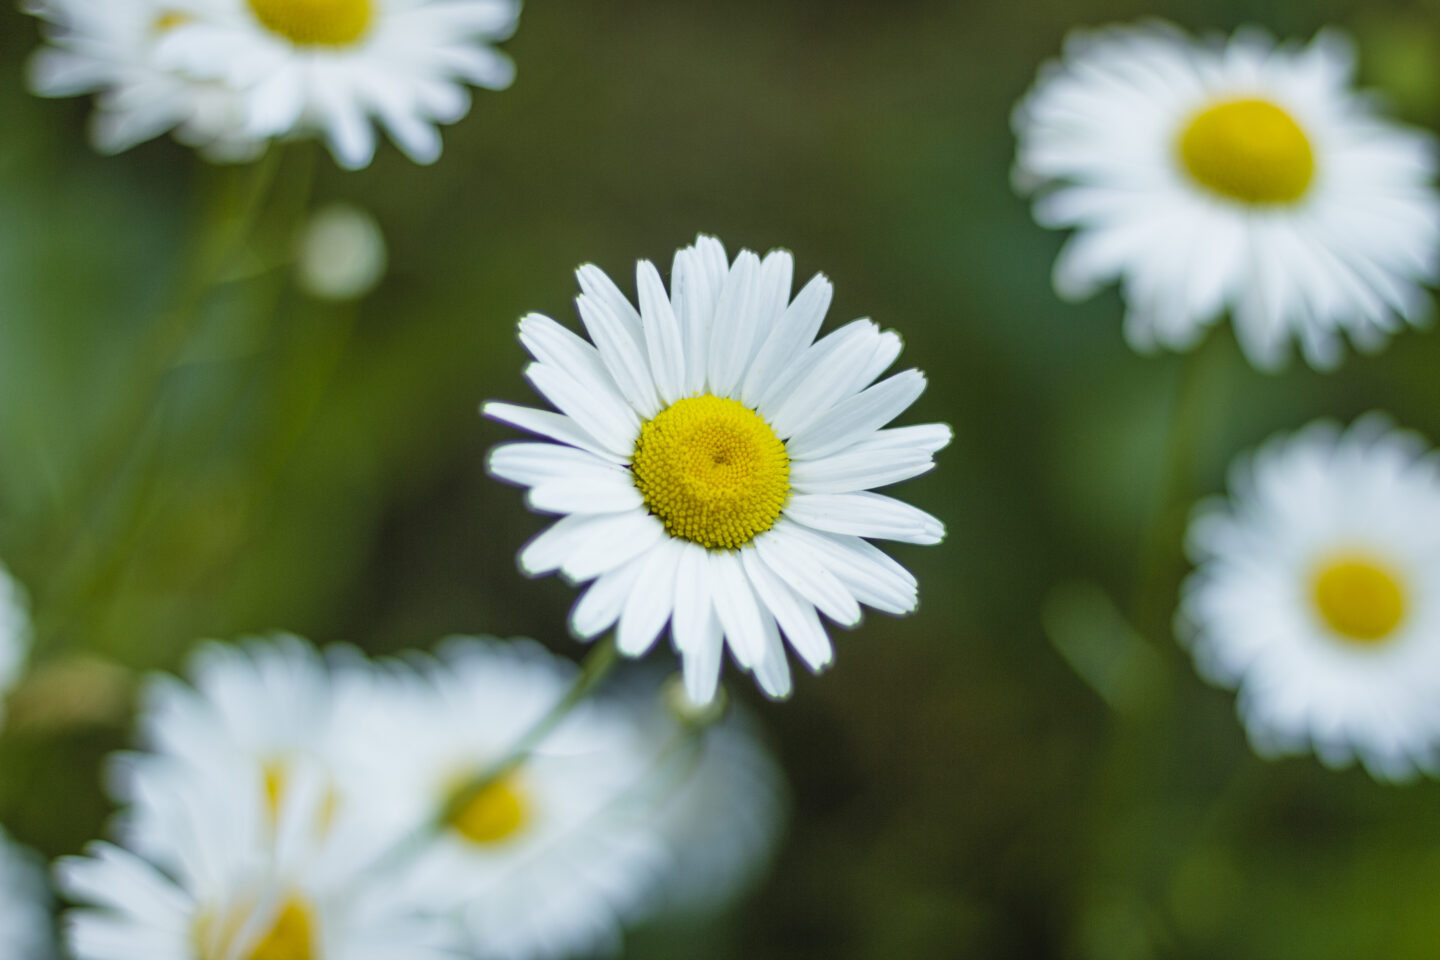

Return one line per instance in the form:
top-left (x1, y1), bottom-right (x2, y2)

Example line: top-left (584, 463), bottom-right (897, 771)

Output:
top-left (152, 0), bottom-right (523, 168)
top-left (485, 235), bottom-right (950, 704)
top-left (60, 754), bottom-right (454, 960)
top-left (0, 825), bottom-right (54, 959)
top-left (24, 0), bottom-right (259, 160)
top-left (1177, 415), bottom-right (1440, 781)
top-left (377, 638), bottom-right (666, 960)
top-left (1013, 22), bottom-right (1440, 370)
top-left (0, 562), bottom-right (34, 731)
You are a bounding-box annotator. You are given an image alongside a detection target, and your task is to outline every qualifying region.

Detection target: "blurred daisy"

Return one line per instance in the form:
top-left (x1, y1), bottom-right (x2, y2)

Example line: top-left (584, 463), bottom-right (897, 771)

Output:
top-left (296, 202), bottom-right (388, 301)
top-left (24, 0), bottom-right (259, 160)
top-left (1178, 416), bottom-right (1440, 780)
top-left (1013, 22), bottom-right (1440, 370)
top-left (625, 677), bottom-right (786, 920)
top-left (380, 638), bottom-right (665, 960)
top-left (0, 825), bottom-right (54, 959)
top-left (61, 755), bottom-right (453, 960)
top-left (155, 0), bottom-right (523, 168)
top-left (486, 235), bottom-right (949, 704)
top-left (0, 563), bottom-right (34, 731)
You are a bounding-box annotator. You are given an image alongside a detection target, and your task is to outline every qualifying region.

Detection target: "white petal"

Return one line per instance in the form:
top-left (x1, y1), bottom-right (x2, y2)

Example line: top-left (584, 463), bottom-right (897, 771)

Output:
top-left (673, 544), bottom-right (724, 704)
top-left (754, 522), bottom-right (862, 627)
top-left (741, 548), bottom-right (833, 672)
top-left (707, 251), bottom-right (762, 397)
top-left (785, 369), bottom-right (928, 460)
top-left (527, 475), bottom-right (644, 515)
top-left (618, 541), bottom-right (682, 657)
top-left (524, 363), bottom-right (638, 459)
top-left (637, 260), bottom-right (686, 404)
top-left (558, 513), bottom-right (668, 583)
top-left (575, 294), bottom-right (661, 419)
top-left (488, 442), bottom-right (627, 488)
top-left (708, 551), bottom-right (768, 669)
top-left (482, 402), bottom-right (624, 463)
top-left (764, 321), bottom-right (882, 438)
top-left (751, 613), bottom-right (794, 700)
top-left (571, 556), bottom-right (647, 638)
top-left (785, 492), bottom-right (945, 544)
top-left (791, 423), bottom-right (951, 494)
top-left (738, 272), bottom-right (832, 408)
top-left (798, 530), bottom-right (918, 615)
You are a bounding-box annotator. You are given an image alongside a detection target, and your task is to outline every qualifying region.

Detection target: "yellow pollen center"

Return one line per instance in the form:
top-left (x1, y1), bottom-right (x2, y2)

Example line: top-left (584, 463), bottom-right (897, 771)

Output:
top-left (447, 773), bottom-right (530, 846)
top-left (261, 760), bottom-right (340, 838)
top-left (195, 895), bottom-right (320, 960)
top-left (631, 395), bottom-right (790, 550)
top-left (1178, 98), bottom-right (1315, 205)
top-left (246, 0), bottom-right (373, 47)
top-left (154, 11), bottom-right (191, 31)
top-left (1312, 555), bottom-right (1407, 645)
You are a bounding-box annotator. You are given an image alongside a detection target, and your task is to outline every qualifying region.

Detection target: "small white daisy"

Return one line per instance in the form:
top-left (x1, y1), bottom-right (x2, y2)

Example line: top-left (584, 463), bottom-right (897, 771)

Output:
top-left (623, 678), bottom-right (786, 921)
top-left (1177, 415), bottom-right (1440, 781)
top-left (0, 562), bottom-right (34, 732)
top-left (485, 235), bottom-right (950, 704)
top-left (153, 0), bottom-right (523, 168)
top-left (60, 754), bottom-right (453, 960)
top-left (24, 0), bottom-right (260, 160)
top-left (379, 638), bottom-right (666, 960)
top-left (1013, 22), bottom-right (1440, 370)
top-left (0, 825), bottom-right (54, 959)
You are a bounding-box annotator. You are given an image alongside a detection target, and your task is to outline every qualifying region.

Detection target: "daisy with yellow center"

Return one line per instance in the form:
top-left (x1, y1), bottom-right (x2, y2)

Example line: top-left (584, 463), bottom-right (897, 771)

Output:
top-left (1179, 416), bottom-right (1440, 781)
top-left (384, 639), bottom-right (666, 960)
top-left (1014, 22), bottom-right (1440, 370)
top-left (139, 0), bottom-right (522, 168)
top-left (486, 235), bottom-right (949, 704)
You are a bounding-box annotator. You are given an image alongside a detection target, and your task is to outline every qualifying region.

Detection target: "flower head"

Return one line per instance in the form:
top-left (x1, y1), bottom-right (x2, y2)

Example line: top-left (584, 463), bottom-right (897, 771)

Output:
top-left (1178, 415), bottom-right (1440, 780)
top-left (486, 235), bottom-right (949, 704)
top-left (1014, 22), bottom-right (1440, 370)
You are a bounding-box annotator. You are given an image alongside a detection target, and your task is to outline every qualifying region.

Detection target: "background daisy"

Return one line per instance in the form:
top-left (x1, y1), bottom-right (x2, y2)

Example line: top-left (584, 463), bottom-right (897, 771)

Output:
top-left (487, 235), bottom-right (949, 704)
top-left (1178, 415), bottom-right (1440, 780)
top-left (0, 824), bottom-right (53, 960)
top-left (1014, 22), bottom-right (1440, 369)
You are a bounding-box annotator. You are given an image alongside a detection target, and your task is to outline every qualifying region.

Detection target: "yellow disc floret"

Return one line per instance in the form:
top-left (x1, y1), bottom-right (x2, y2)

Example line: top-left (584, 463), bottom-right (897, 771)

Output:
top-left (1178, 98), bottom-right (1315, 205)
top-left (1312, 554), bottom-right (1408, 645)
top-left (448, 773), bottom-right (530, 846)
top-left (247, 0), bottom-right (373, 47)
top-left (631, 395), bottom-right (790, 550)
top-left (195, 895), bottom-right (320, 960)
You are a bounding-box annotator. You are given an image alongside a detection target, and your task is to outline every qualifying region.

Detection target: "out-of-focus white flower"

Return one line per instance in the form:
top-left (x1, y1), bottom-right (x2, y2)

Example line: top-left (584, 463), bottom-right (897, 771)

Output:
top-left (1178, 415), bottom-right (1440, 781)
top-left (626, 676), bottom-right (786, 920)
top-left (1014, 22), bottom-right (1440, 370)
top-left (155, 0), bottom-right (523, 168)
top-left (486, 235), bottom-right (949, 705)
top-left (24, 0), bottom-right (260, 160)
top-left (0, 563), bottom-right (34, 732)
top-left (296, 203), bottom-right (388, 301)
top-left (381, 638), bottom-right (666, 960)
top-left (0, 825), bottom-right (53, 959)
top-left (61, 755), bottom-right (453, 960)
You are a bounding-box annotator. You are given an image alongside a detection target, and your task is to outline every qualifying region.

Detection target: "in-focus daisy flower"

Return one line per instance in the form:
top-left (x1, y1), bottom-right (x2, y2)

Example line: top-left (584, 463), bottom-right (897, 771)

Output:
top-left (379, 639), bottom-right (665, 960)
top-left (153, 0), bottom-right (523, 168)
top-left (61, 754), bottom-right (453, 960)
top-left (24, 0), bottom-right (259, 160)
top-left (1178, 416), bottom-right (1440, 781)
top-left (623, 678), bottom-right (786, 920)
top-left (1013, 22), bottom-right (1440, 370)
top-left (0, 563), bottom-right (34, 731)
top-left (0, 825), bottom-right (54, 959)
top-left (485, 235), bottom-right (950, 704)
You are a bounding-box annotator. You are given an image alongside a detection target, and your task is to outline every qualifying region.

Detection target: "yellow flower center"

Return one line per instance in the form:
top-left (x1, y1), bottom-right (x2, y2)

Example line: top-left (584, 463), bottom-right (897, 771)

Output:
top-left (195, 895), bottom-right (320, 960)
top-left (1312, 555), bottom-right (1408, 645)
top-left (631, 395), bottom-right (790, 550)
top-left (1178, 98), bottom-right (1315, 205)
top-left (246, 0), bottom-right (373, 47)
top-left (447, 773), bottom-right (531, 846)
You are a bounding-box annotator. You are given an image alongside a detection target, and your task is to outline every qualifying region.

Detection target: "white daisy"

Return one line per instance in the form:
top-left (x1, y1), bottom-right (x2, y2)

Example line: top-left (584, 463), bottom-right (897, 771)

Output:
top-left (118, 636), bottom-right (392, 865)
top-left (1177, 415), bottom-right (1440, 781)
top-left (379, 638), bottom-right (666, 960)
top-left (1013, 22), bottom-right (1440, 370)
top-left (0, 562), bottom-right (34, 732)
top-left (485, 235), bottom-right (950, 704)
top-left (0, 825), bottom-right (54, 959)
top-left (24, 0), bottom-right (259, 160)
top-left (60, 754), bottom-right (454, 960)
top-left (152, 0), bottom-right (522, 168)
top-left (622, 678), bottom-right (786, 921)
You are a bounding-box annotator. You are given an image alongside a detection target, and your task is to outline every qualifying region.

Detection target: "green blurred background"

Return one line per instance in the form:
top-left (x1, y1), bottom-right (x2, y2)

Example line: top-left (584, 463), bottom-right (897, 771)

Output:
top-left (4, 0), bottom-right (1440, 957)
